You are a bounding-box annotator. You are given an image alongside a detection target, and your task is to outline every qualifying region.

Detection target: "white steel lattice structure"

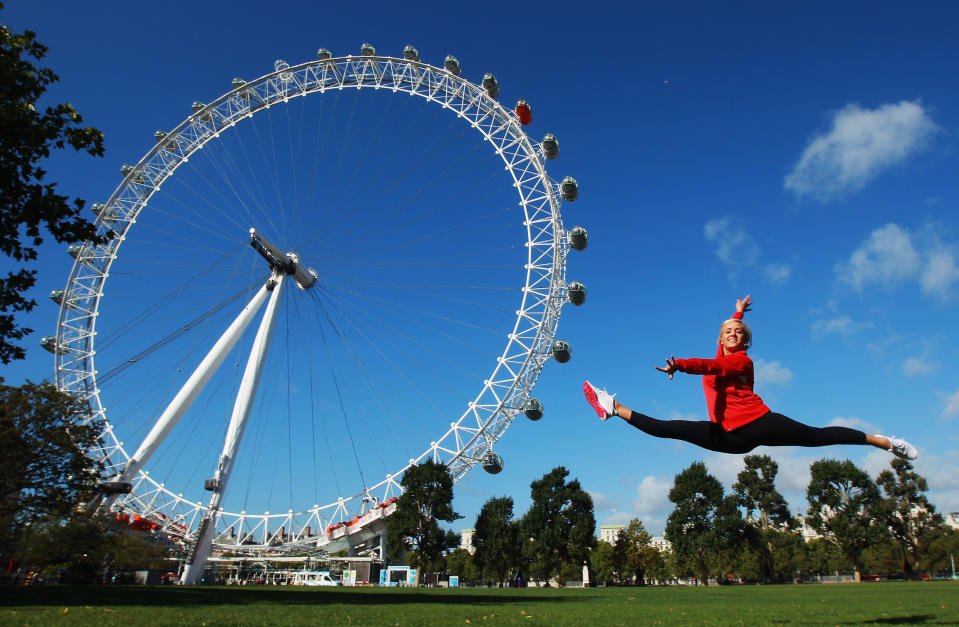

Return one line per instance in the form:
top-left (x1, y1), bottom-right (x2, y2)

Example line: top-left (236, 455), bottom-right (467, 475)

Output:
top-left (52, 48), bottom-right (587, 559)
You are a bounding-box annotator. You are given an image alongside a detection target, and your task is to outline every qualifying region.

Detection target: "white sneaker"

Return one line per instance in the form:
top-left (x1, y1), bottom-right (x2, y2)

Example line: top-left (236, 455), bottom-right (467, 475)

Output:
top-left (583, 381), bottom-right (615, 420)
top-left (886, 436), bottom-right (918, 460)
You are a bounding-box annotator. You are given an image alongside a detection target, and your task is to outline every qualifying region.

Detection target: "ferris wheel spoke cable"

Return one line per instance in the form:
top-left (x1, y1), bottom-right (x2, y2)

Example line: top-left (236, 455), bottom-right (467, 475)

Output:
top-left (311, 289), bottom-right (453, 425)
top-left (304, 289), bottom-right (419, 461)
top-left (191, 137), bottom-right (276, 236)
top-left (98, 279), bottom-right (262, 383)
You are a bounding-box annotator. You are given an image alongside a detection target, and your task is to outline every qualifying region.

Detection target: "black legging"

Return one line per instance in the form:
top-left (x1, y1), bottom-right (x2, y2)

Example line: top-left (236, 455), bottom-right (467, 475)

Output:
top-left (626, 411), bottom-right (867, 454)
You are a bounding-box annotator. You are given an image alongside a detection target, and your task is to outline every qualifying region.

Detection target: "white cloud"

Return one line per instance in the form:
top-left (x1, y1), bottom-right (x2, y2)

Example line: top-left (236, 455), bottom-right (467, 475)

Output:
top-left (834, 223), bottom-right (959, 299)
top-left (704, 218), bottom-right (760, 265)
top-left (902, 357), bottom-right (937, 377)
top-left (921, 249), bottom-right (959, 297)
top-left (828, 415), bottom-right (880, 434)
top-left (632, 475), bottom-right (674, 535)
top-left (784, 100), bottom-right (938, 199)
top-left (764, 263), bottom-right (791, 284)
top-left (811, 315), bottom-right (873, 337)
top-left (835, 223), bottom-right (920, 290)
top-left (943, 388), bottom-right (959, 419)
top-left (754, 359), bottom-right (793, 386)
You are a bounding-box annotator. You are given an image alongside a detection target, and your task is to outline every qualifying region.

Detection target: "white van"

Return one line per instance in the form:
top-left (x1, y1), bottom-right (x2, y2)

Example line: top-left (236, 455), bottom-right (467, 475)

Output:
top-left (293, 571), bottom-right (341, 586)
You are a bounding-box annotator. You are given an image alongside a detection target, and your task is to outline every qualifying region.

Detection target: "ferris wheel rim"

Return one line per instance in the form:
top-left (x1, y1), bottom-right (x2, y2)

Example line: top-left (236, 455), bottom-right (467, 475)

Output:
top-left (53, 51), bottom-right (575, 548)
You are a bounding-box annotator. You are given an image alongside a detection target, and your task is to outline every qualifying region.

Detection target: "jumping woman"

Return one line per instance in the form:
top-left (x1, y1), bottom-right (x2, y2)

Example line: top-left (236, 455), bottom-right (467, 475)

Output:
top-left (583, 295), bottom-right (918, 459)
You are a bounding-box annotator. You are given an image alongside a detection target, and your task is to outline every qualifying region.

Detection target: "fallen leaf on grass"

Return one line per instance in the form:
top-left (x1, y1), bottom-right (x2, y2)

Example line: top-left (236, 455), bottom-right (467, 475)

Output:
top-left (61, 608), bottom-right (69, 614)
top-left (103, 609), bottom-right (115, 613)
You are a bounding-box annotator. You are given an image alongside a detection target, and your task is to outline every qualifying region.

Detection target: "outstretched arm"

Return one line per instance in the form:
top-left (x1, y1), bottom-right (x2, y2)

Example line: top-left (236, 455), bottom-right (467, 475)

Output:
top-left (735, 294), bottom-right (752, 316)
top-left (655, 355), bottom-right (679, 380)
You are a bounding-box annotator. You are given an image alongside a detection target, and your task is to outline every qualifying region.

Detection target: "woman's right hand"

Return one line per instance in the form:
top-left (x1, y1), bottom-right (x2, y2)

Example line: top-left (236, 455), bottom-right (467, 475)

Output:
top-left (655, 355), bottom-right (679, 380)
top-left (736, 294), bottom-right (752, 314)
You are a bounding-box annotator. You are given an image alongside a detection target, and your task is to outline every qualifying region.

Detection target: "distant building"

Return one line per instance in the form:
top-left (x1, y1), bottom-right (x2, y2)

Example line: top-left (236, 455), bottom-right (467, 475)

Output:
top-left (460, 528), bottom-right (475, 554)
top-left (649, 536), bottom-right (671, 552)
top-left (599, 524), bottom-right (625, 544)
top-left (945, 512), bottom-right (959, 530)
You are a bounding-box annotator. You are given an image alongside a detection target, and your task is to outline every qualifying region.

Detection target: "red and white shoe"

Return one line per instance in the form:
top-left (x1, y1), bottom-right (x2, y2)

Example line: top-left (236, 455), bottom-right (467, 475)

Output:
top-left (583, 381), bottom-right (615, 420)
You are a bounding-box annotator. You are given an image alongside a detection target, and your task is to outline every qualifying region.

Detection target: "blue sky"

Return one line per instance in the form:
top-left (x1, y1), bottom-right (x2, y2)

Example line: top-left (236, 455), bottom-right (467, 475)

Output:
top-left (3, 1), bottom-right (958, 537)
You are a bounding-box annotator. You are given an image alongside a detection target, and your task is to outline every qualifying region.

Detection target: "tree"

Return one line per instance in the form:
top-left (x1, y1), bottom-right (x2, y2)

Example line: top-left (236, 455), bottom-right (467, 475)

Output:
top-left (445, 548), bottom-right (481, 583)
top-left (664, 461), bottom-right (743, 584)
top-left (806, 458), bottom-right (884, 575)
top-left (472, 496), bottom-right (519, 585)
top-left (0, 9), bottom-right (105, 363)
top-left (0, 381), bottom-right (101, 560)
top-left (590, 540), bottom-right (615, 583)
top-left (733, 454), bottom-right (793, 582)
top-left (520, 466), bottom-right (596, 585)
top-left (612, 518), bottom-right (659, 585)
top-left (386, 460), bottom-right (461, 579)
top-left (876, 458), bottom-right (944, 578)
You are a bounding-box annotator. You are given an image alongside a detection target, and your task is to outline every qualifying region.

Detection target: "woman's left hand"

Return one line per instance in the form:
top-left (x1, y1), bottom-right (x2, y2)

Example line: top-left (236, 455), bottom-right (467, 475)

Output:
top-left (655, 355), bottom-right (679, 380)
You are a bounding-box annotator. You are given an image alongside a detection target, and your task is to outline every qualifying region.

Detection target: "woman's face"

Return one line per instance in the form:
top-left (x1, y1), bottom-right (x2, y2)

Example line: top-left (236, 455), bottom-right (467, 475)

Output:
top-left (719, 321), bottom-right (746, 354)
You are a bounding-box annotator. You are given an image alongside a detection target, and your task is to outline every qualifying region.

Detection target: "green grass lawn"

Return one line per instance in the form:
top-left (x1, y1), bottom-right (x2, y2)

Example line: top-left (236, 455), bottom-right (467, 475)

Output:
top-left (1, 581), bottom-right (956, 625)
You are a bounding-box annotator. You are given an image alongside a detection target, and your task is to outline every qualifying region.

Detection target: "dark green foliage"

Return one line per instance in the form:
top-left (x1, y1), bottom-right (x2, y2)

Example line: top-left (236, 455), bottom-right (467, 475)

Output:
top-left (0, 381), bottom-right (101, 559)
top-left (876, 458), bottom-right (944, 578)
top-left (386, 460), bottom-right (461, 577)
top-left (806, 458), bottom-right (884, 573)
top-left (0, 7), bottom-right (105, 363)
top-left (665, 461), bottom-right (743, 584)
top-left (445, 547), bottom-right (481, 582)
top-left (520, 466), bottom-right (596, 585)
top-left (472, 496), bottom-right (519, 585)
top-left (590, 540), bottom-right (614, 582)
top-left (733, 454), bottom-right (793, 581)
top-left (611, 517), bottom-right (661, 584)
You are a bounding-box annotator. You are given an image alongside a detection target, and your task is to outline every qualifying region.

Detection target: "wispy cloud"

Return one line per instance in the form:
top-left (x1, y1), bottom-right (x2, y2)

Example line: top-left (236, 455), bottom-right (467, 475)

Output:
top-left (754, 359), bottom-right (793, 386)
top-left (943, 388), bottom-right (959, 419)
top-left (903, 357), bottom-right (937, 377)
top-left (828, 416), bottom-right (880, 433)
top-left (704, 218), bottom-right (760, 265)
top-left (784, 100), bottom-right (938, 199)
top-left (835, 223), bottom-right (959, 298)
top-left (811, 314), bottom-right (873, 337)
top-left (704, 218), bottom-right (790, 284)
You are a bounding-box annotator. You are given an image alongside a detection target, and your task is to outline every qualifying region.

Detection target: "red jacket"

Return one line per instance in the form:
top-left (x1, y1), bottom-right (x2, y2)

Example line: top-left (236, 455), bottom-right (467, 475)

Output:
top-left (672, 311), bottom-right (770, 431)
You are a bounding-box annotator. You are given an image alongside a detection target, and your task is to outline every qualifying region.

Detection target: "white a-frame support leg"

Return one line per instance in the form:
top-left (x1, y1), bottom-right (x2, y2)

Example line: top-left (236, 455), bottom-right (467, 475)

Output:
top-left (101, 284), bottom-right (273, 510)
top-left (180, 272), bottom-right (286, 585)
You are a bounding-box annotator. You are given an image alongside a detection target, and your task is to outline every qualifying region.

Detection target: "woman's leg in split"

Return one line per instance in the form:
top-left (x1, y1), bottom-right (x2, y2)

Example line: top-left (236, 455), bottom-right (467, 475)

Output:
top-left (612, 401), bottom-right (753, 454)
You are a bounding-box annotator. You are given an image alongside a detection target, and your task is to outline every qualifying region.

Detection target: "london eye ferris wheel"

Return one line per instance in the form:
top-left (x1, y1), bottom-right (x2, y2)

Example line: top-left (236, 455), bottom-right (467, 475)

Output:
top-left (48, 44), bottom-right (589, 580)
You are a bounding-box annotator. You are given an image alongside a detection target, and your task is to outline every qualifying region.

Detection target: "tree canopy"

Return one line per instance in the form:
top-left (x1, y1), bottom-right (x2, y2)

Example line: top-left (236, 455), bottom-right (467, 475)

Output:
top-left (520, 466), bottom-right (595, 585)
top-left (876, 458), bottom-right (944, 578)
top-left (0, 7), bottom-right (105, 363)
top-left (386, 460), bottom-right (461, 577)
top-left (806, 458), bottom-right (884, 573)
top-left (0, 380), bottom-right (101, 559)
top-left (665, 461), bottom-right (743, 583)
top-left (472, 495), bottom-right (519, 585)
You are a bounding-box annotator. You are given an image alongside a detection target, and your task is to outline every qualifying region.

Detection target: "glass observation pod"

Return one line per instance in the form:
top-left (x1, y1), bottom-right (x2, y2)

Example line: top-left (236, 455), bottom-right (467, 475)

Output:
top-left (568, 225), bottom-right (588, 251)
top-left (542, 133), bottom-right (559, 160)
top-left (560, 176), bottom-right (579, 202)
top-left (515, 99), bottom-right (532, 125)
top-left (482, 73), bottom-right (499, 99)
top-left (523, 398), bottom-right (544, 421)
top-left (552, 340), bottom-right (572, 363)
top-left (403, 45), bottom-right (420, 62)
top-left (567, 281), bottom-right (586, 306)
top-left (482, 451), bottom-right (504, 474)
top-left (444, 55), bottom-right (461, 77)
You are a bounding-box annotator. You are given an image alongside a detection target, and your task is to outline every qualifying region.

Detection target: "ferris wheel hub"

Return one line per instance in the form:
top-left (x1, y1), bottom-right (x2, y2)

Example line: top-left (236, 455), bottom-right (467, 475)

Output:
top-left (249, 228), bottom-right (317, 289)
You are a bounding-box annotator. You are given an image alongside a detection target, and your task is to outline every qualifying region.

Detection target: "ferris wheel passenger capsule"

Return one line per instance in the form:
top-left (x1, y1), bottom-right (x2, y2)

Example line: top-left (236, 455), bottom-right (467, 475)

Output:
top-left (317, 48), bottom-right (332, 60)
top-left (40, 336), bottom-right (59, 354)
top-left (50, 290), bottom-right (65, 306)
top-left (552, 340), bottom-right (571, 363)
top-left (482, 451), bottom-right (504, 474)
top-left (515, 99), bottom-right (532, 125)
top-left (403, 45), bottom-right (420, 62)
top-left (568, 225), bottom-right (588, 251)
top-left (231, 77), bottom-right (246, 89)
top-left (444, 55), bottom-right (462, 76)
top-left (567, 281), bottom-right (586, 306)
top-left (523, 398), bottom-right (544, 421)
top-left (361, 43), bottom-right (376, 56)
top-left (482, 73), bottom-right (499, 99)
top-left (560, 176), bottom-right (579, 201)
top-left (154, 130), bottom-right (167, 142)
top-left (542, 133), bottom-right (559, 160)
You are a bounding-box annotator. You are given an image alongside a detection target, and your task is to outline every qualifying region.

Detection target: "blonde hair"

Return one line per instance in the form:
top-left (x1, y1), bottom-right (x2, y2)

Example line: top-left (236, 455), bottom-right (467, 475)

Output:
top-left (718, 318), bottom-right (752, 350)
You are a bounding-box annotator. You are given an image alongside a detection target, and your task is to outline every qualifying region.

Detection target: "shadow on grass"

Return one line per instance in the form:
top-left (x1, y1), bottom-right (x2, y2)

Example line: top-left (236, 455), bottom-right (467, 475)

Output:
top-left (863, 615), bottom-right (937, 624)
top-left (0, 586), bottom-right (584, 609)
